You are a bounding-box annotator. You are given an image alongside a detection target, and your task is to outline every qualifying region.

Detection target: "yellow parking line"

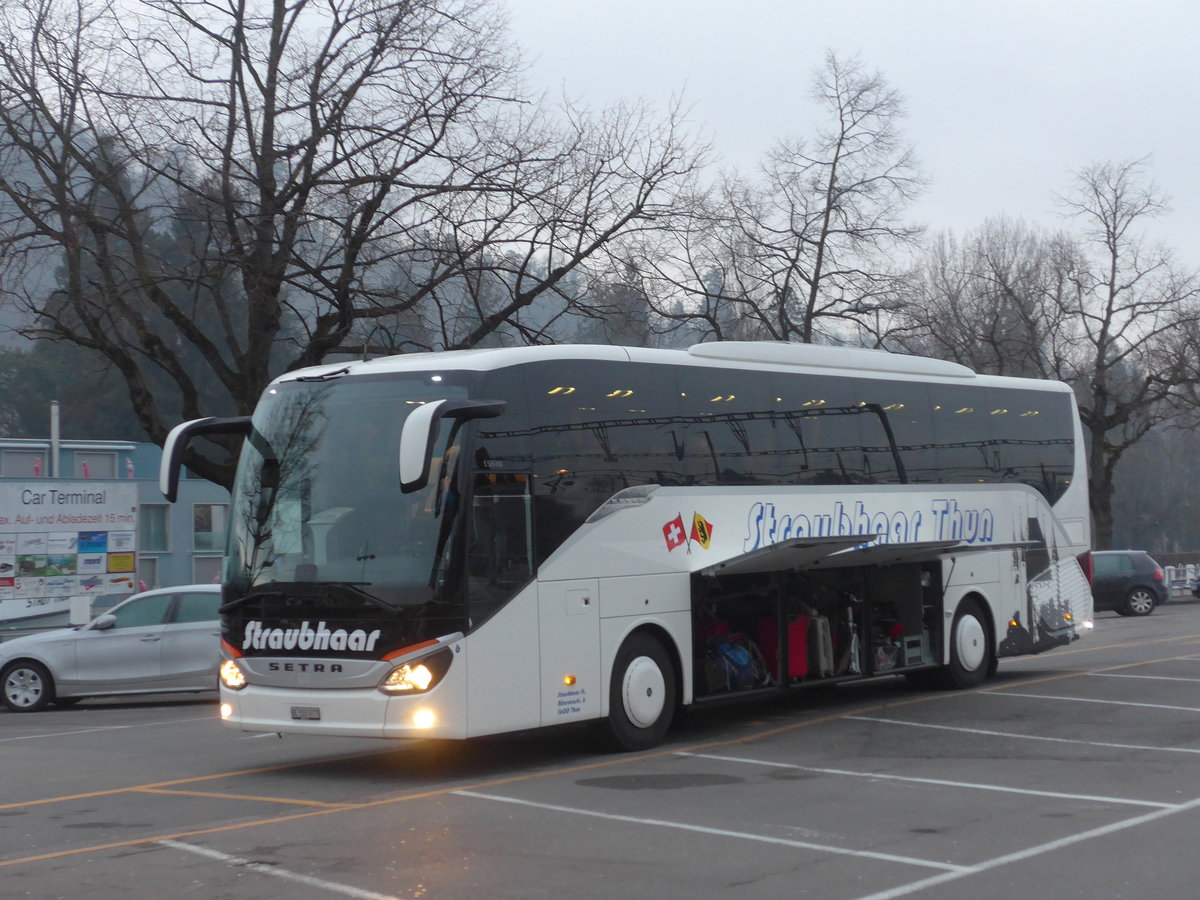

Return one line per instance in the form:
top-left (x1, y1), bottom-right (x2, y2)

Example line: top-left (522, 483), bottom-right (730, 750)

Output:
top-left (1002, 631), bottom-right (1200, 661)
top-left (2, 635), bottom-right (1197, 869)
top-left (133, 787), bottom-right (357, 808)
top-left (0, 808), bottom-right (351, 868)
top-left (0, 749), bottom-right (386, 812)
top-left (0, 683), bottom-right (1062, 870)
top-left (0, 694), bottom-right (931, 870)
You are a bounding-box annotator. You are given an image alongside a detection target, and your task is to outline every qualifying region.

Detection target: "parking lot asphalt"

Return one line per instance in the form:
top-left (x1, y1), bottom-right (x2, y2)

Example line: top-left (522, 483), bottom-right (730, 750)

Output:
top-left (4, 601), bottom-right (1200, 900)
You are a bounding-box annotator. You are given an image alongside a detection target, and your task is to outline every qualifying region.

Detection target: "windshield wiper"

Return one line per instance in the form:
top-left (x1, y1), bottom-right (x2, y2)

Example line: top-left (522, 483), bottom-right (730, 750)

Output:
top-left (295, 366), bottom-right (350, 382)
top-left (324, 581), bottom-right (392, 612)
top-left (220, 581), bottom-right (388, 615)
top-left (219, 587), bottom-right (285, 614)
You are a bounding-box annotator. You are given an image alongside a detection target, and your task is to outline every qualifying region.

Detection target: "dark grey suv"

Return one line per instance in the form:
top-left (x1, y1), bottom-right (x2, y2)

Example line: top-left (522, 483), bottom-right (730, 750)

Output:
top-left (1090, 550), bottom-right (1168, 617)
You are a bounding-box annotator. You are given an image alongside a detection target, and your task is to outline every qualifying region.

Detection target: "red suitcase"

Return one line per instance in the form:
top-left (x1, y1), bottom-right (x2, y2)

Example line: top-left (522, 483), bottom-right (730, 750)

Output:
top-left (758, 615), bottom-right (809, 679)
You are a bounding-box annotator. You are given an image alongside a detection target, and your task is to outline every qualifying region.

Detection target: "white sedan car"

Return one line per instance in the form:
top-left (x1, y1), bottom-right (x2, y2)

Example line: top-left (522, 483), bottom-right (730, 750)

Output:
top-left (1, 584), bottom-right (222, 712)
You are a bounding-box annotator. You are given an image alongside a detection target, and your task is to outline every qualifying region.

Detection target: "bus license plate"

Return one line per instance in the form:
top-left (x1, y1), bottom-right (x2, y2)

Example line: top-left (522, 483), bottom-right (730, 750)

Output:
top-left (291, 706), bottom-right (321, 721)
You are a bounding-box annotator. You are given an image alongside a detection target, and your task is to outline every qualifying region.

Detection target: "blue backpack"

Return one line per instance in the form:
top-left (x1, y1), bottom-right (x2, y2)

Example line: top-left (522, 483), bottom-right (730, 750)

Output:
top-left (707, 635), bottom-right (762, 691)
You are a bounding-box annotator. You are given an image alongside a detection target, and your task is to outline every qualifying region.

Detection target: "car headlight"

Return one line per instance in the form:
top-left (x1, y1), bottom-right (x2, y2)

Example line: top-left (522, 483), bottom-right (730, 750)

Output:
top-left (378, 647), bottom-right (452, 695)
top-left (219, 659), bottom-right (247, 690)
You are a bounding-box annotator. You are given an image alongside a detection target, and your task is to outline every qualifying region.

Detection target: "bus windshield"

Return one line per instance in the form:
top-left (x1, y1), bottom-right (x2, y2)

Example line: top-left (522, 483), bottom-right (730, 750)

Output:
top-left (226, 373), bottom-right (472, 620)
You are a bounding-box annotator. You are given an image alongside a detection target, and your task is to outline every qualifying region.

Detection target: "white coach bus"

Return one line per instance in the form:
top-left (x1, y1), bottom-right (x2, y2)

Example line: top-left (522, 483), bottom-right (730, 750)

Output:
top-left (160, 342), bottom-right (1093, 751)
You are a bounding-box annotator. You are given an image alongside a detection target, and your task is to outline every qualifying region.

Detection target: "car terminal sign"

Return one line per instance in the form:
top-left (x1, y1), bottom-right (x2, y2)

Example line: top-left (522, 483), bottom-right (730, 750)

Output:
top-left (0, 482), bottom-right (138, 623)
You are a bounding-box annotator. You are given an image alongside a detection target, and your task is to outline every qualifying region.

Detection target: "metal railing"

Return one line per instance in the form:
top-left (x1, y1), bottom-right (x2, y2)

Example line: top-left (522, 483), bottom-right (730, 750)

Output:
top-left (1165, 565), bottom-right (1198, 598)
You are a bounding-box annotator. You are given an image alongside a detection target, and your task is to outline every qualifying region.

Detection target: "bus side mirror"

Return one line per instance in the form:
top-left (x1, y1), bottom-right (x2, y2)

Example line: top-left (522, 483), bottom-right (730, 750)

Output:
top-left (398, 399), bottom-right (505, 494)
top-left (160, 417), bottom-right (252, 502)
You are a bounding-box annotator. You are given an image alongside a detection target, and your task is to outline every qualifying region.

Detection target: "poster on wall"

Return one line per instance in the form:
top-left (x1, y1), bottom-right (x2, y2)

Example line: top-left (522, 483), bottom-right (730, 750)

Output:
top-left (0, 482), bottom-right (138, 623)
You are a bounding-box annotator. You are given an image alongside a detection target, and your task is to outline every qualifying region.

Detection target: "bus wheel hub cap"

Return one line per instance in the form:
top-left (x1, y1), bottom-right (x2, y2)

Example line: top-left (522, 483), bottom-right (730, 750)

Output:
top-left (957, 615), bottom-right (986, 671)
top-left (623, 656), bottom-right (666, 728)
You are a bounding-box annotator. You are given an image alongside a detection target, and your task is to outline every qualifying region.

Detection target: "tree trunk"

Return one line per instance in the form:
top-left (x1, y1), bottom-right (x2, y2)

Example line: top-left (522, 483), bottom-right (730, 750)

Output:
top-left (1089, 473), bottom-right (1115, 550)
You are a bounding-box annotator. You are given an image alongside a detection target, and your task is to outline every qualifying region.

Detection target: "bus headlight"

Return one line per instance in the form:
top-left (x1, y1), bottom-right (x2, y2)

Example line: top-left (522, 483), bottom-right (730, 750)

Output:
top-left (219, 659), bottom-right (247, 690)
top-left (378, 647), bottom-right (452, 695)
top-left (381, 662), bottom-right (434, 692)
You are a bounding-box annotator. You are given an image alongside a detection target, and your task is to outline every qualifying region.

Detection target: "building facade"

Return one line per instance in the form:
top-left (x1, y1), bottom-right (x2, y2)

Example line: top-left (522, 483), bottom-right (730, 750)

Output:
top-left (0, 438), bottom-right (230, 625)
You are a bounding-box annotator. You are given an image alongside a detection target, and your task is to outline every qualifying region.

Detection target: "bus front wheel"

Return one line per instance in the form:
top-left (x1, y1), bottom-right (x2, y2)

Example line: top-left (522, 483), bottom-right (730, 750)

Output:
top-left (943, 599), bottom-right (993, 689)
top-left (599, 633), bottom-right (676, 752)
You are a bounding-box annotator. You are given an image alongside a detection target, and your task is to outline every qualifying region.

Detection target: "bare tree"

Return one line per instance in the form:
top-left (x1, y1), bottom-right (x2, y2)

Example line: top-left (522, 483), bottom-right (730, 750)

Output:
top-left (0, 0), bottom-right (704, 485)
top-left (900, 162), bottom-right (1200, 548)
top-left (1055, 160), bottom-right (1200, 547)
top-left (899, 218), bottom-right (1077, 378)
top-left (1110, 426), bottom-right (1200, 552)
top-left (645, 50), bottom-right (924, 345)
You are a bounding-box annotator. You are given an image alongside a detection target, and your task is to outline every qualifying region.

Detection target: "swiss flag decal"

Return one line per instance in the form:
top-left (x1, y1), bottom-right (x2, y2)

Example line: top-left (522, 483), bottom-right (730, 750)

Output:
top-left (662, 515), bottom-right (687, 551)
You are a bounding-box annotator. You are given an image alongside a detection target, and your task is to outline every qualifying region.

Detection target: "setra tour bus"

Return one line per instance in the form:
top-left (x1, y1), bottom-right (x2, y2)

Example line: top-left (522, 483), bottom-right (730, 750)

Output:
top-left (160, 342), bottom-right (1093, 751)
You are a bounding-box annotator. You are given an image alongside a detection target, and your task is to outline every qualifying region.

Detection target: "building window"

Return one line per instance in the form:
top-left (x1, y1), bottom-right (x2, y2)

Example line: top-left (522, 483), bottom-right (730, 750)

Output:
top-left (137, 556), bottom-right (159, 591)
top-left (193, 555), bottom-right (222, 584)
top-left (2, 450), bottom-right (47, 477)
top-left (75, 451), bottom-right (117, 479)
top-left (193, 503), bottom-right (228, 552)
top-left (139, 504), bottom-right (170, 552)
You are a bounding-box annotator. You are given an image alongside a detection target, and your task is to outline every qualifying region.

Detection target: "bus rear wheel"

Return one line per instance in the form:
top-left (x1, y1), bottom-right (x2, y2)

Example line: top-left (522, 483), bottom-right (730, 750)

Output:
top-left (942, 599), bottom-right (993, 689)
top-left (599, 633), bottom-right (676, 752)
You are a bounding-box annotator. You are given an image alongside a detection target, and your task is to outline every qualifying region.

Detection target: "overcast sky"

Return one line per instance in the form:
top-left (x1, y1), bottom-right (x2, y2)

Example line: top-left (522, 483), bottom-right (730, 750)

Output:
top-left (504, 0), bottom-right (1200, 258)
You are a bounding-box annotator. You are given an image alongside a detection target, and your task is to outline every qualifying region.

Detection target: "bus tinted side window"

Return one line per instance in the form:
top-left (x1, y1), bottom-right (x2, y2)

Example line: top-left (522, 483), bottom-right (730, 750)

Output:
top-left (871, 380), bottom-right (936, 484)
top-left (845, 376), bottom-right (908, 484)
top-left (472, 367), bottom-right (532, 476)
top-left (676, 367), bottom-right (784, 485)
top-left (775, 372), bottom-right (886, 485)
top-left (469, 367), bottom-right (536, 618)
top-left (467, 473), bottom-right (533, 625)
top-left (523, 360), bottom-right (683, 566)
top-left (474, 361), bottom-right (1078, 574)
top-left (926, 383), bottom-right (994, 486)
top-left (988, 388), bottom-right (1074, 503)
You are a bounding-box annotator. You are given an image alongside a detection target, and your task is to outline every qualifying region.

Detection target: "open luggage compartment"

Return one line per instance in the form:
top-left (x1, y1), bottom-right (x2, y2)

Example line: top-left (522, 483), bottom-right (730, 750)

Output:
top-left (691, 560), bottom-right (944, 700)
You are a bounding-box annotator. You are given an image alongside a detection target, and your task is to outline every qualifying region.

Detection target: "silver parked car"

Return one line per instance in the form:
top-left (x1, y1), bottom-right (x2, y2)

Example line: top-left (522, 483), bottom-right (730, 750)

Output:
top-left (1, 584), bottom-right (222, 712)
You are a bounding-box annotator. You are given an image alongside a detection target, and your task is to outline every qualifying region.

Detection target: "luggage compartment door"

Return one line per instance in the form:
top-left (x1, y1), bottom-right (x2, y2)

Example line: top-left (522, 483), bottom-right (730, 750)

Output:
top-left (538, 579), bottom-right (601, 726)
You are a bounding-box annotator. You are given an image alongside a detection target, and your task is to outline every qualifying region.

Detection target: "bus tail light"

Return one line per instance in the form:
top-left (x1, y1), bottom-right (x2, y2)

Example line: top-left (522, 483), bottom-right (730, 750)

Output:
top-left (378, 647), bottom-right (453, 695)
top-left (1079, 551), bottom-right (1093, 585)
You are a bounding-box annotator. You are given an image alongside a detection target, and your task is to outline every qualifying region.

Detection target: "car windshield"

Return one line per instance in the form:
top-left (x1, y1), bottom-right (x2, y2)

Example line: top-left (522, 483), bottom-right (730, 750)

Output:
top-left (225, 373), bottom-right (473, 618)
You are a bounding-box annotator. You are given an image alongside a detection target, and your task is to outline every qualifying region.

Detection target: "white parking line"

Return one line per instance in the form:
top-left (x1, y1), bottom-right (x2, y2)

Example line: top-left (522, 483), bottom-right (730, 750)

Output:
top-left (679, 752), bottom-right (1170, 808)
top-left (1089, 672), bottom-right (1200, 683)
top-left (0, 715), bottom-right (215, 743)
top-left (848, 715), bottom-right (1200, 755)
top-left (990, 691), bottom-right (1200, 713)
top-left (453, 790), bottom-right (968, 872)
top-left (856, 796), bottom-right (1200, 900)
top-left (158, 840), bottom-right (400, 900)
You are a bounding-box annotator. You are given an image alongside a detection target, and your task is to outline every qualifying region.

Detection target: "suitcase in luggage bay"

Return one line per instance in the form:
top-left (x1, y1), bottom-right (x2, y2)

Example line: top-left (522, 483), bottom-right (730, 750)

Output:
top-left (808, 615), bottom-right (834, 677)
top-left (757, 615), bottom-right (809, 679)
